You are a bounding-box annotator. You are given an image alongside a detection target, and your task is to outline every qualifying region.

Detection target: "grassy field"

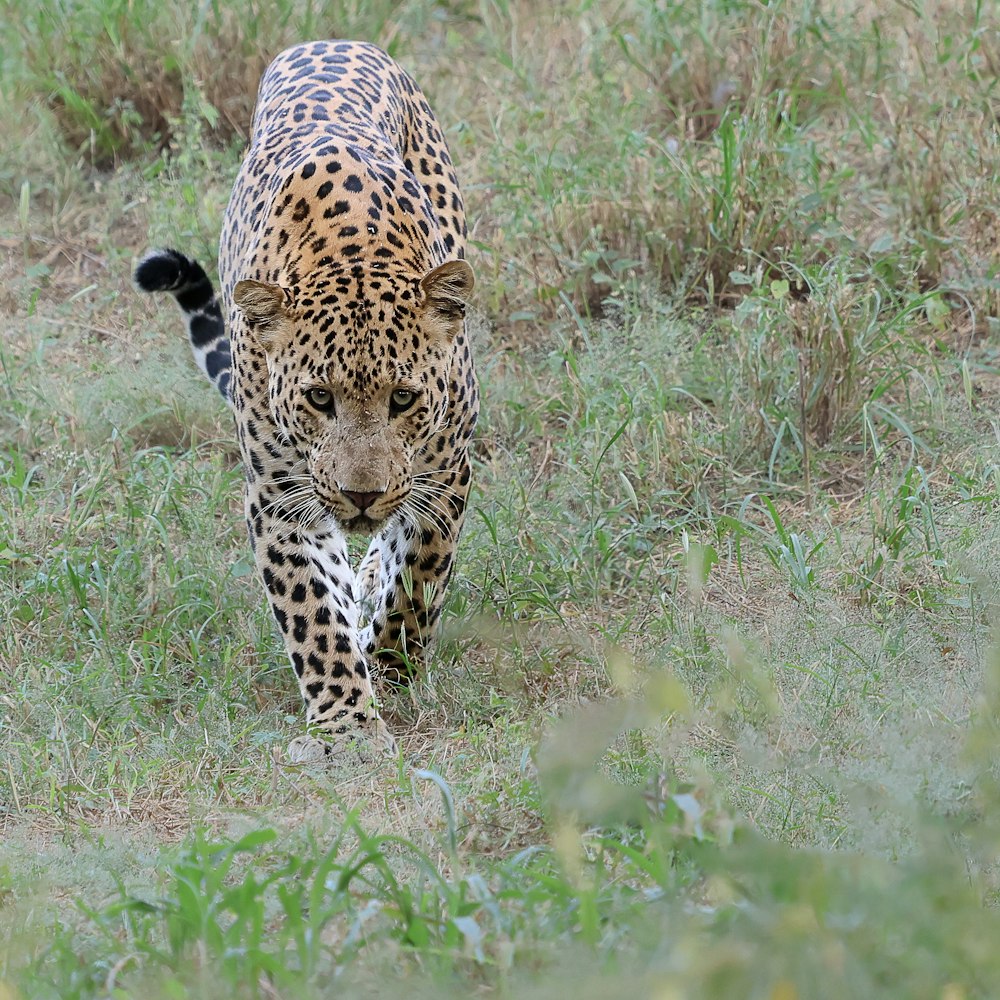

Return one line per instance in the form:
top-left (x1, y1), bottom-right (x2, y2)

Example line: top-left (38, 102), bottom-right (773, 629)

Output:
top-left (2, 0), bottom-right (1000, 996)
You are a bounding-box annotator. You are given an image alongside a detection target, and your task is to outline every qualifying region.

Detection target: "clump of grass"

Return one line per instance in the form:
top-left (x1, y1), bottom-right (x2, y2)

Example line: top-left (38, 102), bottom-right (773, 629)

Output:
top-left (0, 0), bottom-right (447, 165)
top-left (723, 256), bottom-right (944, 479)
top-left (471, 53), bottom-right (849, 318)
top-left (464, 0), bottom-right (1000, 327)
top-left (613, 0), bottom-right (855, 139)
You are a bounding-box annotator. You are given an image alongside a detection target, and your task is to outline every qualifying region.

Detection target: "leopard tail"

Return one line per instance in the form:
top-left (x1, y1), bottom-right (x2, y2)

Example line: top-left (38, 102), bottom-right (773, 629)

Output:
top-left (134, 248), bottom-right (232, 406)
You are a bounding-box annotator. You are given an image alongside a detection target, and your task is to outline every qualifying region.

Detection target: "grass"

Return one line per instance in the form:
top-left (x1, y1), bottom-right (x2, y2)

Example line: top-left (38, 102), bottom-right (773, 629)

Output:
top-left (2, 0), bottom-right (1000, 996)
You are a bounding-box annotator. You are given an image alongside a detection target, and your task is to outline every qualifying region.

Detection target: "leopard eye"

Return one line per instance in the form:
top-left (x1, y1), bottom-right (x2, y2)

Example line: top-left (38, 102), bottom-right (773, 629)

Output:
top-left (389, 388), bottom-right (417, 414)
top-left (304, 387), bottom-right (335, 412)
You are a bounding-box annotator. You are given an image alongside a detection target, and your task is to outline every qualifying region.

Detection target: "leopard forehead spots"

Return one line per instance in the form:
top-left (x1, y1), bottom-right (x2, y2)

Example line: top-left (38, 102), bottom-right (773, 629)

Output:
top-left (278, 269), bottom-right (448, 391)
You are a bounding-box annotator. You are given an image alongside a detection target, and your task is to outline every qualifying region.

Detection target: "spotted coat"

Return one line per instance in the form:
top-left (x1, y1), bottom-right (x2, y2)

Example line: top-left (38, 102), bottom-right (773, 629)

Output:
top-left (135, 40), bottom-right (478, 749)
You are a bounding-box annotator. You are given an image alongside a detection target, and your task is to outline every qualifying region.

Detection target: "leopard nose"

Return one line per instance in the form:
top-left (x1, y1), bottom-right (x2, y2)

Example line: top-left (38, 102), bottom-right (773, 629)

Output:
top-left (341, 488), bottom-right (384, 512)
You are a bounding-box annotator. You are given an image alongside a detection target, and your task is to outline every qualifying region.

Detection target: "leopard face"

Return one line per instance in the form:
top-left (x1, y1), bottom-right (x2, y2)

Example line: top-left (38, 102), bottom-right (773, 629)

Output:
top-left (234, 259), bottom-right (473, 532)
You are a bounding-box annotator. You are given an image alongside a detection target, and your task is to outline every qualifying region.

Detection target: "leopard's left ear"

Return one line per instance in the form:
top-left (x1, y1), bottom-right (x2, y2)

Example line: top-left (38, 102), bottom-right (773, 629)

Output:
top-left (420, 259), bottom-right (475, 323)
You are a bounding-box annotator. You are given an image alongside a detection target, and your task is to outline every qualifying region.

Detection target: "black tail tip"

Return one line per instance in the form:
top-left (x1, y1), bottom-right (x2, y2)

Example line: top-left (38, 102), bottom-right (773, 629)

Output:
top-left (133, 248), bottom-right (190, 293)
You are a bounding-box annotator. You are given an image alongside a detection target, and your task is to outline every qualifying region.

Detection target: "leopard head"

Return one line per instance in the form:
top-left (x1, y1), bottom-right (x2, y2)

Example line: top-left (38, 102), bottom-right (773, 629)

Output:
top-left (233, 260), bottom-right (473, 532)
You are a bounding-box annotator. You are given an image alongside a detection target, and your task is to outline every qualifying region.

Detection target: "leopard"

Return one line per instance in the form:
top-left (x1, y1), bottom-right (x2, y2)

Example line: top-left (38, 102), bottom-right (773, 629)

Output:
top-left (134, 40), bottom-right (478, 761)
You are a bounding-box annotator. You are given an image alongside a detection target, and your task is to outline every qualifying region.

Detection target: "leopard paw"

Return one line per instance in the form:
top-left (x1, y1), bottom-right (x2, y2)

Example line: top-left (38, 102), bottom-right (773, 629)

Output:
top-left (286, 721), bottom-right (396, 765)
top-left (286, 735), bottom-right (336, 765)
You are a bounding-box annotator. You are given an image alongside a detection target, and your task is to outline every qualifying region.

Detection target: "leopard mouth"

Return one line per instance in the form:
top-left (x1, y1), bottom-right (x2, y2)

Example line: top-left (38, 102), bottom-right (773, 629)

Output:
top-left (312, 485), bottom-right (395, 533)
top-left (320, 497), bottom-right (389, 533)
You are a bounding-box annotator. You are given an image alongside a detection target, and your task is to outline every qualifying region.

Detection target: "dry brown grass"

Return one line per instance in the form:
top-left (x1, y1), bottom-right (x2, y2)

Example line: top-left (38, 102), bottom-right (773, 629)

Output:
top-left (4, 0), bottom-right (441, 164)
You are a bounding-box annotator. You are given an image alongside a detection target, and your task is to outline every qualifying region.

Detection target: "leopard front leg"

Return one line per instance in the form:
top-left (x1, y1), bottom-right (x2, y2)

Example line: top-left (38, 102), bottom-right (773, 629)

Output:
top-left (361, 458), bottom-right (471, 685)
top-left (245, 488), bottom-right (391, 755)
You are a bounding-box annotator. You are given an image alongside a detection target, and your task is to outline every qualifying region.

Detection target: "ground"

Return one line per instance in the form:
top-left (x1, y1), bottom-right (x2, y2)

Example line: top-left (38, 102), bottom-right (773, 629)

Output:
top-left (2, 1), bottom-right (1000, 998)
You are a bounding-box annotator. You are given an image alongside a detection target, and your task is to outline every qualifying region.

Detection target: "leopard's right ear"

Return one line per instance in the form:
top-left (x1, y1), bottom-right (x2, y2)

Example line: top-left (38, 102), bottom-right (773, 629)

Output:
top-left (233, 279), bottom-right (292, 350)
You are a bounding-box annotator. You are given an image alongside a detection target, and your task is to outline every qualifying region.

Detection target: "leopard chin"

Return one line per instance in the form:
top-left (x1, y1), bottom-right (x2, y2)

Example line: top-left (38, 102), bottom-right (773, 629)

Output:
top-left (341, 512), bottom-right (388, 534)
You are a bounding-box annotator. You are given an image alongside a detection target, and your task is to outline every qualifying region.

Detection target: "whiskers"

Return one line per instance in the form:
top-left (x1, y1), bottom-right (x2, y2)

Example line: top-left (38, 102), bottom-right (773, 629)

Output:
top-left (257, 470), bottom-right (464, 537)
top-left (258, 474), bottom-right (331, 527)
top-left (399, 472), bottom-right (464, 538)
